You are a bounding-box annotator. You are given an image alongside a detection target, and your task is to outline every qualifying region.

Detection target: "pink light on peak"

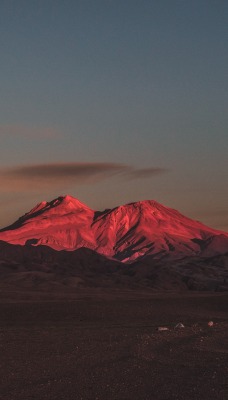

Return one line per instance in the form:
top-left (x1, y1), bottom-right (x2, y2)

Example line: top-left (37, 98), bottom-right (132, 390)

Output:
top-left (0, 195), bottom-right (227, 262)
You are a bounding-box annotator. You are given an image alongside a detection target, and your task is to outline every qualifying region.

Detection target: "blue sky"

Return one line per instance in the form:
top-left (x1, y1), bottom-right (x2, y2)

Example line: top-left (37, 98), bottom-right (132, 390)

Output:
top-left (0, 0), bottom-right (227, 230)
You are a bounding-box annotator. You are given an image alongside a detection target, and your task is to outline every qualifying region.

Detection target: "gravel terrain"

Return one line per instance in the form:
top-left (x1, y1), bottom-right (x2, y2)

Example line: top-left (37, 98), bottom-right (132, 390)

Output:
top-left (0, 290), bottom-right (228, 400)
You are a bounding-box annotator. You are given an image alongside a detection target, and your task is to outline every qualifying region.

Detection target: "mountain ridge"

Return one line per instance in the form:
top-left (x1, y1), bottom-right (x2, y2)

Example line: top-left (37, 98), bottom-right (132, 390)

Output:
top-left (0, 195), bottom-right (227, 262)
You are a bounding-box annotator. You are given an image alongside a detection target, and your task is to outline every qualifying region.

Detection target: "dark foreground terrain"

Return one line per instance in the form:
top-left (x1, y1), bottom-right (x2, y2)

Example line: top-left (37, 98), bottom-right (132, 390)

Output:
top-left (0, 288), bottom-right (228, 400)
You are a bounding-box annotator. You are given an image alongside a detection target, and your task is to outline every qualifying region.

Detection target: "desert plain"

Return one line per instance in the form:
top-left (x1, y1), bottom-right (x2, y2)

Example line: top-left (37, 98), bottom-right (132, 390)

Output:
top-left (0, 286), bottom-right (228, 400)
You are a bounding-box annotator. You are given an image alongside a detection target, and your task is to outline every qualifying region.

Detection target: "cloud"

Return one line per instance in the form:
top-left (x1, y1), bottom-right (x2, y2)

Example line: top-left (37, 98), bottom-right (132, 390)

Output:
top-left (126, 167), bottom-right (169, 179)
top-left (0, 162), bottom-right (130, 192)
top-left (0, 124), bottom-right (59, 138)
top-left (0, 162), bottom-right (169, 193)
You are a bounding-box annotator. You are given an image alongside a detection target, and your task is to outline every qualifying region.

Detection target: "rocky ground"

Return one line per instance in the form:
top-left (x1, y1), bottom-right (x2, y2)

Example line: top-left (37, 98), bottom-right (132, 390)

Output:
top-left (0, 289), bottom-right (228, 400)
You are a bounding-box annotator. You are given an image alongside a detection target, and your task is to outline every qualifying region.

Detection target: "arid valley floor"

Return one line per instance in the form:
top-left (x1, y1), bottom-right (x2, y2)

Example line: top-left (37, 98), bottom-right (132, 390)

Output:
top-left (1, 287), bottom-right (228, 400)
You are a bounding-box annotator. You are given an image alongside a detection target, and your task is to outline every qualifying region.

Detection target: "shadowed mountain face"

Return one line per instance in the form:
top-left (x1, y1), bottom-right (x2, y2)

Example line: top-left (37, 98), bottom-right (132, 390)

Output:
top-left (0, 240), bottom-right (227, 292)
top-left (0, 195), bottom-right (227, 262)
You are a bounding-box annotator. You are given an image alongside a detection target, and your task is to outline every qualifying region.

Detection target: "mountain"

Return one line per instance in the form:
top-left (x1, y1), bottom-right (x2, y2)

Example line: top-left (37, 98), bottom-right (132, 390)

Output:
top-left (0, 195), bottom-right (227, 263)
top-left (0, 195), bottom-right (95, 250)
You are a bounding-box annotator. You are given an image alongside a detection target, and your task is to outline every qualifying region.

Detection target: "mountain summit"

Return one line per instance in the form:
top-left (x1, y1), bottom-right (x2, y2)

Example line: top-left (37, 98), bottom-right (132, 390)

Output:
top-left (0, 195), bottom-right (227, 262)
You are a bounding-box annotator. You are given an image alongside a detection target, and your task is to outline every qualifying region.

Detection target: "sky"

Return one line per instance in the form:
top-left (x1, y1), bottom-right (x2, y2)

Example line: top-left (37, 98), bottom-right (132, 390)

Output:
top-left (0, 0), bottom-right (227, 231)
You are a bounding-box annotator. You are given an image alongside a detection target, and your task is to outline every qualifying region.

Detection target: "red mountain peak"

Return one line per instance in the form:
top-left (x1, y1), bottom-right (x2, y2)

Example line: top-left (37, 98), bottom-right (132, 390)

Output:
top-left (23, 195), bottom-right (92, 219)
top-left (0, 195), bottom-right (227, 261)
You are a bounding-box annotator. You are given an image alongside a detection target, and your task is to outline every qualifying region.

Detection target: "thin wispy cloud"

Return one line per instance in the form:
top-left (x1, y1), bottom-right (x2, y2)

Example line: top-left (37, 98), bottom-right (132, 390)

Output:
top-left (0, 162), bottom-right (130, 191)
top-left (0, 162), bottom-right (169, 192)
top-left (0, 124), bottom-right (59, 139)
top-left (126, 167), bottom-right (169, 179)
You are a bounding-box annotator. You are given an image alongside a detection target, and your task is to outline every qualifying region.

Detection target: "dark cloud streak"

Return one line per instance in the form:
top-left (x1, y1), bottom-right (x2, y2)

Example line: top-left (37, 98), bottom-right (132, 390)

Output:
top-left (8, 163), bottom-right (129, 179)
top-left (126, 167), bottom-right (169, 179)
top-left (0, 162), bottom-right (169, 192)
top-left (5, 163), bottom-right (128, 179)
top-left (0, 162), bottom-right (130, 191)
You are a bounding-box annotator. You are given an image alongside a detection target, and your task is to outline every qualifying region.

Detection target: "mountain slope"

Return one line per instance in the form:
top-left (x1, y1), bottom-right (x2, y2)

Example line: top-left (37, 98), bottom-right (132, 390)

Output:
top-left (92, 200), bottom-right (228, 261)
top-left (0, 195), bottom-right (96, 250)
top-left (0, 240), bottom-right (227, 292)
top-left (0, 195), bottom-right (227, 262)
